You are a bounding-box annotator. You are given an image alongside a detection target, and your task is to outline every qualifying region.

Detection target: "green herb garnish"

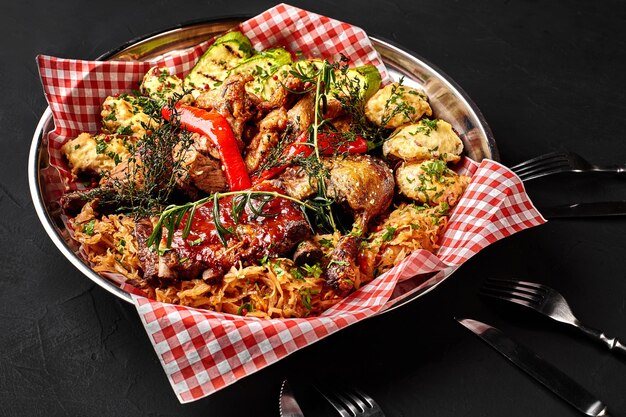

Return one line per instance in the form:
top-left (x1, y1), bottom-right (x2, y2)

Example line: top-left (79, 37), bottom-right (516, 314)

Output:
top-left (83, 220), bottom-right (96, 236)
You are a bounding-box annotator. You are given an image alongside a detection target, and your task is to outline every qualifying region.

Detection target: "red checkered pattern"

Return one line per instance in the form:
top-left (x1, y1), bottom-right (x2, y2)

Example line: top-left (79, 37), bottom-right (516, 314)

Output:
top-left (36, 4), bottom-right (546, 404)
top-left (132, 158), bottom-right (545, 403)
top-left (132, 262), bottom-right (398, 402)
top-left (241, 4), bottom-right (389, 83)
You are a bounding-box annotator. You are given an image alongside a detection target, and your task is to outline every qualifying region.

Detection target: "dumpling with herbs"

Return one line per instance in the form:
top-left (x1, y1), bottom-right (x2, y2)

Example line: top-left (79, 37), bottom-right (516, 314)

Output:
top-left (395, 159), bottom-right (470, 207)
top-left (364, 82), bottom-right (432, 129)
top-left (383, 119), bottom-right (464, 163)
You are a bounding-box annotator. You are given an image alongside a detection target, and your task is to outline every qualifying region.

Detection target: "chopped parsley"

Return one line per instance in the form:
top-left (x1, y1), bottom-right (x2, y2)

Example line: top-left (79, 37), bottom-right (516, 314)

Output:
top-left (237, 303), bottom-right (254, 316)
top-left (95, 138), bottom-right (107, 154)
top-left (291, 268), bottom-right (305, 281)
top-left (302, 263), bottom-right (323, 279)
top-left (318, 238), bottom-right (334, 248)
top-left (300, 288), bottom-right (313, 310)
top-left (382, 226), bottom-right (397, 242)
top-left (411, 118), bottom-right (439, 137)
top-left (157, 69), bottom-right (170, 83)
top-left (422, 159), bottom-right (448, 181)
top-left (188, 237), bottom-right (204, 246)
top-left (327, 259), bottom-right (349, 267)
top-left (107, 151), bottom-right (122, 165)
top-left (83, 220), bottom-right (96, 236)
top-left (272, 261), bottom-right (284, 276)
top-left (116, 125), bottom-right (133, 136)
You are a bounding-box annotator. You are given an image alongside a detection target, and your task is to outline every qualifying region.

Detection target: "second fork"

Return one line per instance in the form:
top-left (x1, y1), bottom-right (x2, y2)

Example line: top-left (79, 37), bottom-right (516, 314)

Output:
top-left (481, 278), bottom-right (626, 356)
top-left (510, 151), bottom-right (626, 181)
top-left (317, 386), bottom-right (385, 417)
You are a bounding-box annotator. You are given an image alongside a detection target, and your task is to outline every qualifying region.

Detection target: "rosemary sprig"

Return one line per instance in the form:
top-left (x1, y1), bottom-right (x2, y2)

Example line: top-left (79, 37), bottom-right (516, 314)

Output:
top-left (146, 190), bottom-right (324, 251)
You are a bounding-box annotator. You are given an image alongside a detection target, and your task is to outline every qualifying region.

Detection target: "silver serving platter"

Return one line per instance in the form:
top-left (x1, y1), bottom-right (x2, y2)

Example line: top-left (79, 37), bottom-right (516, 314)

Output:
top-left (29, 18), bottom-right (498, 312)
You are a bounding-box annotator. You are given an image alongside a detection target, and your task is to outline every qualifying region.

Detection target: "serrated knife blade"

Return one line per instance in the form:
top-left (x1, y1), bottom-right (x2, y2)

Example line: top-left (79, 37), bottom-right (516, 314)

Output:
top-left (279, 379), bottom-right (305, 417)
top-left (456, 318), bottom-right (611, 417)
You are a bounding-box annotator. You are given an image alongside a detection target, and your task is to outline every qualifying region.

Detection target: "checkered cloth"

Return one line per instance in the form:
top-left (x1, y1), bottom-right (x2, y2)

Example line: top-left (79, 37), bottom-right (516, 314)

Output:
top-left (36, 3), bottom-right (546, 403)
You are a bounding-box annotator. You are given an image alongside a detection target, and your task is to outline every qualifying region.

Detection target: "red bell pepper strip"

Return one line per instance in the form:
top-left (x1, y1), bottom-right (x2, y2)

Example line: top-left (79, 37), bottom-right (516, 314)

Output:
top-left (252, 131), bottom-right (368, 184)
top-left (162, 104), bottom-right (252, 191)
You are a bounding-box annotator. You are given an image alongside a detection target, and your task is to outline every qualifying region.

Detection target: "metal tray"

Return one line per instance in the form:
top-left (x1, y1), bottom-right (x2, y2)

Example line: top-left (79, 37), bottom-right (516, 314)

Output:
top-left (29, 18), bottom-right (498, 312)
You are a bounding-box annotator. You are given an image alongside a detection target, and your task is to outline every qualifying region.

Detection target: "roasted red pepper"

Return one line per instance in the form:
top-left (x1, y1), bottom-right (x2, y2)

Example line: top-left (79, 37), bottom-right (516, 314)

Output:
top-left (162, 104), bottom-right (252, 191)
top-left (252, 131), bottom-right (368, 183)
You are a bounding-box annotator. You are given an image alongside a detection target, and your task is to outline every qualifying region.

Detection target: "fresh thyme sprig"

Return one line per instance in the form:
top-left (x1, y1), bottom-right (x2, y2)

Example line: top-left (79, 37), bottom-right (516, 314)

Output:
top-left (310, 61), bottom-right (338, 231)
top-left (332, 62), bottom-right (416, 150)
top-left (85, 94), bottom-right (193, 216)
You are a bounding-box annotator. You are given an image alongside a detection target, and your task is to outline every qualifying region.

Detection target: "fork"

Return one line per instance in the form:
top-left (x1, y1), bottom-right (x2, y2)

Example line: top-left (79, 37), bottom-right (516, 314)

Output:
top-left (481, 278), bottom-right (626, 356)
top-left (509, 151), bottom-right (626, 181)
top-left (318, 386), bottom-right (386, 417)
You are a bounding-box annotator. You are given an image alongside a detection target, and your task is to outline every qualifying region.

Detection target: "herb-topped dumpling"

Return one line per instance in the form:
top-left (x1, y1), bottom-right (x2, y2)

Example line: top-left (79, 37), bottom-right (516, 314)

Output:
top-left (140, 66), bottom-right (192, 104)
top-left (364, 82), bottom-right (432, 129)
top-left (383, 119), bottom-right (463, 163)
top-left (100, 94), bottom-right (159, 139)
top-left (395, 159), bottom-right (470, 207)
top-left (61, 133), bottom-right (131, 179)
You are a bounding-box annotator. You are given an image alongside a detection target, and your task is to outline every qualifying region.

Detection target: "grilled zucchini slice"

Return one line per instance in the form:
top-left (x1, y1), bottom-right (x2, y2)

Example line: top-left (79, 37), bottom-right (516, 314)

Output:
top-left (184, 31), bottom-right (253, 96)
top-left (266, 59), bottom-right (381, 101)
top-left (227, 47), bottom-right (293, 100)
top-left (331, 64), bottom-right (382, 101)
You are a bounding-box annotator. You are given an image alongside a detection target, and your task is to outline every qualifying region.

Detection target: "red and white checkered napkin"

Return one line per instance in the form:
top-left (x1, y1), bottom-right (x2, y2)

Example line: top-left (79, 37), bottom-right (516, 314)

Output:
top-left (36, 3), bottom-right (546, 404)
top-left (131, 158), bottom-right (545, 403)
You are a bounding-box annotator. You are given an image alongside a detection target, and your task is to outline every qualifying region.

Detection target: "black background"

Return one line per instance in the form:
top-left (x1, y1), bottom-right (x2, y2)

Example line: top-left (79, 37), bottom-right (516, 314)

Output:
top-left (2, 0), bottom-right (626, 416)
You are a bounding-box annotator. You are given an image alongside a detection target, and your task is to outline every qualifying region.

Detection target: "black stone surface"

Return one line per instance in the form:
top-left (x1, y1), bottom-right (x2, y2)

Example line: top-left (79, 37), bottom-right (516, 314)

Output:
top-left (2, 0), bottom-right (626, 416)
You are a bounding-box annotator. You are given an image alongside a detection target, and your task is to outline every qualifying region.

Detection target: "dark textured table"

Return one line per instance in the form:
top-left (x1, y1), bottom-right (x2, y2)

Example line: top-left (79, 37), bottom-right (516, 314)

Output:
top-left (3, 1), bottom-right (626, 416)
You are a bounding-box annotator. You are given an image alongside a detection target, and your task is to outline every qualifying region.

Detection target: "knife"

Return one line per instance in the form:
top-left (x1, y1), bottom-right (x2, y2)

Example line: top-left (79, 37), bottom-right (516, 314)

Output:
top-left (279, 379), bottom-right (305, 417)
top-left (456, 318), bottom-right (611, 417)
top-left (539, 201), bottom-right (626, 219)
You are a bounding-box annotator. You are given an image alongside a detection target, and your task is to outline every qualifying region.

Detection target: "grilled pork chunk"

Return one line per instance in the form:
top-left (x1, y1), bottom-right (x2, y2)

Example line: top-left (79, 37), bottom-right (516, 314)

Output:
top-left (137, 182), bottom-right (312, 284)
top-left (195, 73), bottom-right (258, 147)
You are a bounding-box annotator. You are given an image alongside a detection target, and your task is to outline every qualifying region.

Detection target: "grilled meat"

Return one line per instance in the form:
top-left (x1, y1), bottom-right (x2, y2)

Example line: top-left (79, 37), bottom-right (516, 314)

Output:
top-left (278, 154), bottom-right (395, 230)
top-left (292, 239), bottom-right (323, 266)
top-left (195, 73), bottom-right (258, 146)
top-left (325, 235), bottom-right (360, 296)
top-left (176, 141), bottom-right (228, 194)
top-left (244, 108), bottom-right (288, 172)
top-left (134, 218), bottom-right (160, 284)
top-left (140, 182), bottom-right (312, 284)
top-left (257, 74), bottom-right (308, 112)
top-left (326, 155), bottom-right (395, 229)
top-left (286, 92), bottom-right (315, 137)
top-left (279, 166), bottom-right (316, 201)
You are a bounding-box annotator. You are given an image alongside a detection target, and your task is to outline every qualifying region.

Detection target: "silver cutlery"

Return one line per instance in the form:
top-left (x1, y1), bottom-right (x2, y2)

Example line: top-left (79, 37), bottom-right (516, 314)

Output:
top-left (457, 318), bottom-right (612, 417)
top-left (510, 151), bottom-right (626, 181)
top-left (318, 386), bottom-right (385, 417)
top-left (481, 278), bottom-right (626, 355)
top-left (279, 379), bottom-right (305, 417)
top-left (538, 201), bottom-right (626, 219)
